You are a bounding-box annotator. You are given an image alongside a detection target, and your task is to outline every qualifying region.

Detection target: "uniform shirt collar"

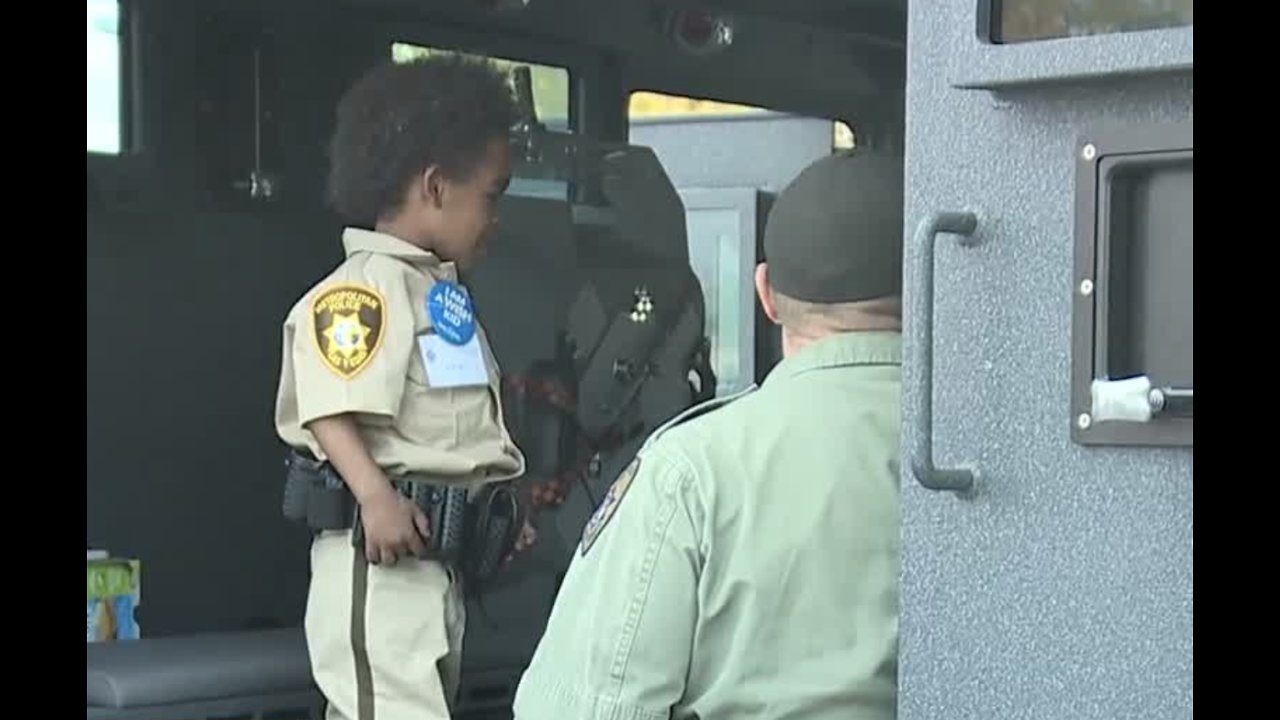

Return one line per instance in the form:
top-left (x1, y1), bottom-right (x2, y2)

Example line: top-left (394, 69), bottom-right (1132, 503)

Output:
top-left (766, 331), bottom-right (902, 386)
top-left (341, 227), bottom-right (457, 280)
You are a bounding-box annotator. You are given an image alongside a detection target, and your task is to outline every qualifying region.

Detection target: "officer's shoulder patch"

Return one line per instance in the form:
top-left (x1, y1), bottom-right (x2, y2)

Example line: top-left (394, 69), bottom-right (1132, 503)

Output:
top-left (310, 283), bottom-right (387, 379)
top-left (643, 384), bottom-right (759, 450)
top-left (580, 456), bottom-right (641, 556)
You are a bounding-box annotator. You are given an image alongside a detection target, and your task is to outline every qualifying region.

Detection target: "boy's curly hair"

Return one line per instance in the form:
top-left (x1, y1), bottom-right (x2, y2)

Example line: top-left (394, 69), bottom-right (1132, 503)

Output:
top-left (326, 53), bottom-right (517, 226)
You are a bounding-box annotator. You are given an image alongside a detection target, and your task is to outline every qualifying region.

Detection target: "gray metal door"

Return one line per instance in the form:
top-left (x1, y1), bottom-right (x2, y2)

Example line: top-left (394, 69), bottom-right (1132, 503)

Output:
top-left (900, 2), bottom-right (1193, 719)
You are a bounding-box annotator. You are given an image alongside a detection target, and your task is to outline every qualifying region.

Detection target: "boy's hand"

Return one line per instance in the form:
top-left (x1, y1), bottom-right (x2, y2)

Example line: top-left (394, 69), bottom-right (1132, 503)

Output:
top-left (307, 414), bottom-right (431, 566)
top-left (360, 489), bottom-right (430, 565)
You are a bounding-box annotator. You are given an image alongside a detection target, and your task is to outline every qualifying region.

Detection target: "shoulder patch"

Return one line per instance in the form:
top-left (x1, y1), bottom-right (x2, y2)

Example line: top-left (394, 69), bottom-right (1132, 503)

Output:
top-left (580, 457), bottom-right (640, 556)
top-left (643, 384), bottom-right (759, 450)
top-left (310, 283), bottom-right (387, 379)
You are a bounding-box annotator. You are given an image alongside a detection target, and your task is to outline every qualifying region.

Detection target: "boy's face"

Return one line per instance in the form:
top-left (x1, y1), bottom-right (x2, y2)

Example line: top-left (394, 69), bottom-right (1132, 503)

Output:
top-left (421, 137), bottom-right (512, 269)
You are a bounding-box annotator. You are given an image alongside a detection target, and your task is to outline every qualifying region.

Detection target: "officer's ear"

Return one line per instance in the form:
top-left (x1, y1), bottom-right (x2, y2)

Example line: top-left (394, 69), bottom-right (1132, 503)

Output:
top-left (420, 165), bottom-right (446, 209)
top-left (755, 263), bottom-right (781, 325)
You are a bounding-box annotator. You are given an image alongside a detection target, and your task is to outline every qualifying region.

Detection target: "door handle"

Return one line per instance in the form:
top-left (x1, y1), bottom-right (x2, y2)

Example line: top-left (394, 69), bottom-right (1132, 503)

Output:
top-left (910, 211), bottom-right (980, 493)
top-left (1090, 376), bottom-right (1193, 422)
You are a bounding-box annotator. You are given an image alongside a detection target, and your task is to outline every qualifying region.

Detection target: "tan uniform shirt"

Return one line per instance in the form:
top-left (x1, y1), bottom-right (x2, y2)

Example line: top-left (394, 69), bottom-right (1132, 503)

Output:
top-left (274, 227), bottom-right (525, 486)
top-left (514, 331), bottom-right (902, 720)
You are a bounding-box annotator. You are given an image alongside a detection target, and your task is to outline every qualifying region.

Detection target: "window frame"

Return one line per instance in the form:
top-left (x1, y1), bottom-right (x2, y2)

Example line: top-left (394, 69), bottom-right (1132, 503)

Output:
top-left (86, 0), bottom-right (135, 161)
top-left (625, 88), bottom-right (857, 153)
top-left (952, 0), bottom-right (1191, 90)
top-left (977, 0), bottom-right (1193, 46)
top-left (374, 22), bottom-right (586, 135)
top-left (88, 0), bottom-right (155, 212)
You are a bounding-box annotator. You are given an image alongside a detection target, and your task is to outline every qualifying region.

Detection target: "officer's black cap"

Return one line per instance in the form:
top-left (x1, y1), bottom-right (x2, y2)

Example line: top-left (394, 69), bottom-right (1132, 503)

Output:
top-left (763, 149), bottom-right (904, 303)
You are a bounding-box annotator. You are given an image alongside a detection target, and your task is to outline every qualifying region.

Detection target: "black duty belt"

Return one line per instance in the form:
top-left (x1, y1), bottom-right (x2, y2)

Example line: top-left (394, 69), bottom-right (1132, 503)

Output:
top-left (281, 448), bottom-right (523, 590)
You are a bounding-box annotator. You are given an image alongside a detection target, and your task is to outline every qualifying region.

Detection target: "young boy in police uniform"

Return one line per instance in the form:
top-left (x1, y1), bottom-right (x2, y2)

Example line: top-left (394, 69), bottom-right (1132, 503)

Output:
top-left (274, 55), bottom-right (526, 720)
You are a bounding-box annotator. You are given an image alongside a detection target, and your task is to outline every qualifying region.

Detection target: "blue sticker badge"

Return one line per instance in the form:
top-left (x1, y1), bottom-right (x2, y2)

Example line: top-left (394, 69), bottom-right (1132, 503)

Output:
top-left (427, 280), bottom-right (477, 346)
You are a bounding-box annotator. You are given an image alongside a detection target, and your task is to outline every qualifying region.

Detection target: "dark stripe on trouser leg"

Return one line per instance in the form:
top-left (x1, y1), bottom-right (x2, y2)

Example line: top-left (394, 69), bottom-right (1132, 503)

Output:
top-left (351, 551), bottom-right (375, 720)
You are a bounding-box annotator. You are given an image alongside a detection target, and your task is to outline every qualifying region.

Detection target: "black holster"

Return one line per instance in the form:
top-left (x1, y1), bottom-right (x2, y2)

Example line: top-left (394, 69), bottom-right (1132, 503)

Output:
top-left (462, 481), bottom-right (525, 590)
top-left (282, 450), bottom-right (351, 530)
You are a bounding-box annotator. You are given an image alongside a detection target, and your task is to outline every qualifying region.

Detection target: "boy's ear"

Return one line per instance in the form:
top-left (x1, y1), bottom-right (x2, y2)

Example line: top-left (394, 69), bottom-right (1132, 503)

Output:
top-left (421, 165), bottom-right (445, 208)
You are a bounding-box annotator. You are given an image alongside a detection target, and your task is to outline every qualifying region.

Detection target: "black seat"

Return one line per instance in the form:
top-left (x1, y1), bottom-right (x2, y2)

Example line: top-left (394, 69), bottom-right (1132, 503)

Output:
top-left (86, 628), bottom-right (322, 720)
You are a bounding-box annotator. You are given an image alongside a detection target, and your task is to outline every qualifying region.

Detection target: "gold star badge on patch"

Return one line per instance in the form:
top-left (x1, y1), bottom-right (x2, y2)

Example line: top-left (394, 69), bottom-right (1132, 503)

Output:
top-left (580, 456), bottom-right (640, 556)
top-left (311, 284), bottom-right (386, 379)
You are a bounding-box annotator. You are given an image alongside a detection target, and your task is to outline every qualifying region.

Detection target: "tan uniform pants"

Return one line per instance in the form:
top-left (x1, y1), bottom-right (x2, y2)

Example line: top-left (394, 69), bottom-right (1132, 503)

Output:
top-left (306, 530), bottom-right (466, 720)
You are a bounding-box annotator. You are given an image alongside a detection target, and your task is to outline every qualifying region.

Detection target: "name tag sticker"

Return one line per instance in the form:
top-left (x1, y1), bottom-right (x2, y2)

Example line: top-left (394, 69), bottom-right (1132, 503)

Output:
top-left (419, 333), bottom-right (489, 388)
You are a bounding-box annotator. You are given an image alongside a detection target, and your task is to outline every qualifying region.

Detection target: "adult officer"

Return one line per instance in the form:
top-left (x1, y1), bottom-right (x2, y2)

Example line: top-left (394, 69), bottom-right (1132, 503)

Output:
top-left (274, 54), bottom-right (526, 720)
top-left (513, 148), bottom-right (904, 720)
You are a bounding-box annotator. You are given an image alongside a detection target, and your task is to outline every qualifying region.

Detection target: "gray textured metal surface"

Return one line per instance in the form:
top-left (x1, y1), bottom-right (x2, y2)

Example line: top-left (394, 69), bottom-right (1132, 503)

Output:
top-left (900, 2), bottom-right (1193, 719)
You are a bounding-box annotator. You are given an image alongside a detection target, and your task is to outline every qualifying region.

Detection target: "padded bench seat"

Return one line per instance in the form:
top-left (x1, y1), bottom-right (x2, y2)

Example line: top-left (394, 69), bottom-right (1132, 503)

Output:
top-left (86, 628), bottom-right (322, 720)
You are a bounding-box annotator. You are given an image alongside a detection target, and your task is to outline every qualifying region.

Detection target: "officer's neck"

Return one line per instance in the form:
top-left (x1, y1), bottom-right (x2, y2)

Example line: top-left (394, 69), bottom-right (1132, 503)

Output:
top-left (780, 318), bottom-right (902, 358)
